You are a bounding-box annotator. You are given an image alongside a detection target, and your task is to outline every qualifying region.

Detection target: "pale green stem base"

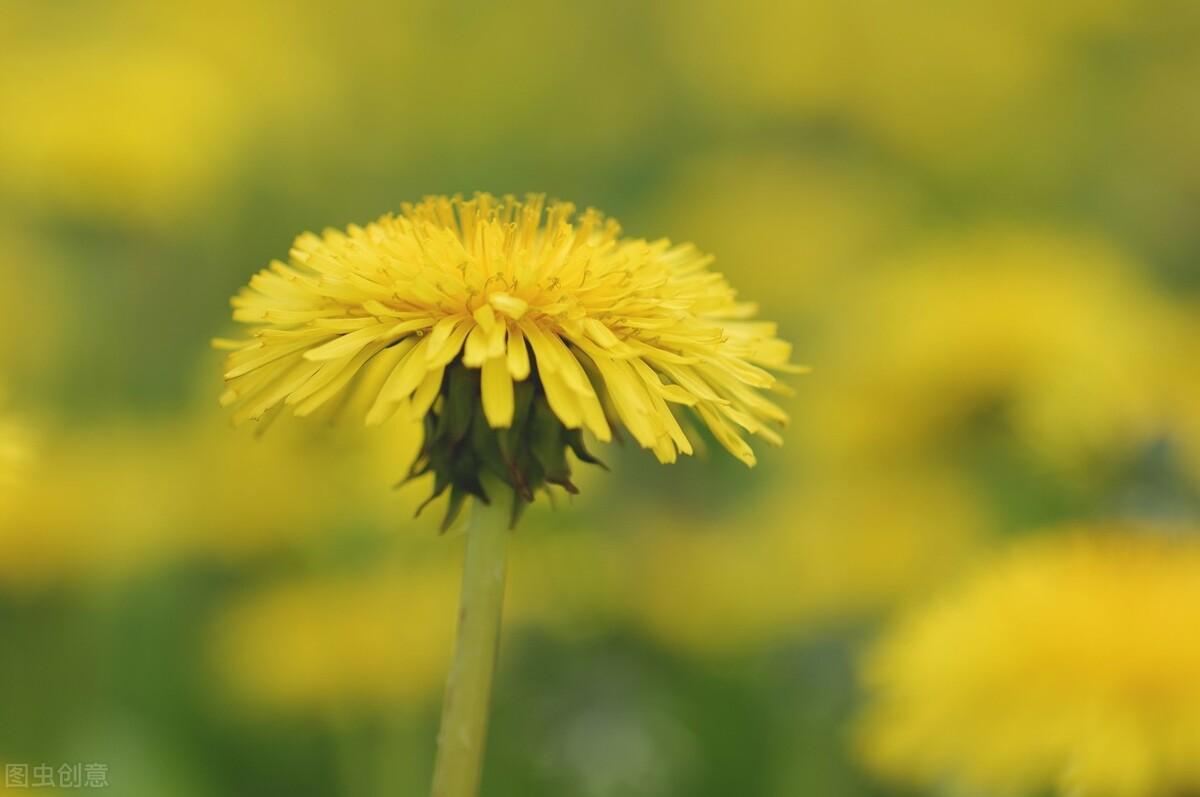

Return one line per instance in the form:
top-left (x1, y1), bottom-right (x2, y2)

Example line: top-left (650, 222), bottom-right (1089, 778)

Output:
top-left (429, 492), bottom-right (511, 797)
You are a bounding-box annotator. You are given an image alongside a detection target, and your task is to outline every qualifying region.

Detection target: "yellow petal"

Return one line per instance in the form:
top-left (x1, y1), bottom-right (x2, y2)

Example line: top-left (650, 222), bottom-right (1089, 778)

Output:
top-left (696, 404), bottom-right (757, 467)
top-left (582, 318), bottom-right (623, 350)
top-left (472, 303), bottom-right (497, 332)
top-left (426, 318), bottom-right (474, 367)
top-left (341, 338), bottom-right (418, 419)
top-left (409, 365), bottom-right (446, 420)
top-left (225, 336), bottom-right (331, 379)
top-left (579, 347), bottom-right (656, 448)
top-left (507, 324), bottom-right (531, 380)
top-left (481, 356), bottom-right (515, 428)
top-left (231, 357), bottom-right (322, 424)
top-left (367, 338), bottom-right (431, 424)
top-left (294, 342), bottom-right (387, 417)
top-left (489, 292), bottom-right (528, 319)
top-left (302, 323), bottom-right (395, 362)
top-left (462, 323), bottom-right (489, 368)
top-left (486, 320), bottom-right (507, 359)
top-left (539, 367), bottom-right (583, 429)
top-left (518, 319), bottom-right (560, 373)
top-left (426, 315), bottom-right (466, 355)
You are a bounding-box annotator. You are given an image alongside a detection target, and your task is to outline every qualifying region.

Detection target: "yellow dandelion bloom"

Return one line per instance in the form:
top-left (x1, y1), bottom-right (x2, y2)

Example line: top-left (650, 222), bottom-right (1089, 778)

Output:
top-left (219, 193), bottom-right (798, 524)
top-left (806, 230), bottom-right (1177, 476)
top-left (858, 529), bottom-right (1200, 797)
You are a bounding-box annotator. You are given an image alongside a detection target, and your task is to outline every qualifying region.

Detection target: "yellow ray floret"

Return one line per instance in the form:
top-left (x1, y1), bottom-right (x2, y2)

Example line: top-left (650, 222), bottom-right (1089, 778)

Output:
top-left (218, 193), bottom-right (800, 466)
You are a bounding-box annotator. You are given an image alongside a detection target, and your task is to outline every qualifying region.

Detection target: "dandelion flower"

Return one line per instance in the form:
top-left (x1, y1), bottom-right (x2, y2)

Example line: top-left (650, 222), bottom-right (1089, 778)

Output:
top-left (218, 193), bottom-right (798, 525)
top-left (857, 529), bottom-right (1200, 797)
top-left (216, 193), bottom-right (798, 797)
top-left (807, 231), bottom-right (1175, 476)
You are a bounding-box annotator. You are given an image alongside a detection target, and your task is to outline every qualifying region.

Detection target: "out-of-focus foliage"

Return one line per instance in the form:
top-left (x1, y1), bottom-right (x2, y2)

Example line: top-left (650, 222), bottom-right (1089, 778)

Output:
top-left (1, 0), bottom-right (1197, 795)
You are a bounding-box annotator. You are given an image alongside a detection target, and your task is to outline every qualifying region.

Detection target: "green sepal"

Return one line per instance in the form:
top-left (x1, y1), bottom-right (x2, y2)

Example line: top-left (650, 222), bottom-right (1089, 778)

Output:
top-left (436, 364), bottom-right (477, 444)
top-left (565, 428), bottom-right (607, 470)
top-left (530, 399), bottom-right (577, 493)
top-left (441, 485), bottom-right (472, 533)
top-left (409, 360), bottom-right (605, 530)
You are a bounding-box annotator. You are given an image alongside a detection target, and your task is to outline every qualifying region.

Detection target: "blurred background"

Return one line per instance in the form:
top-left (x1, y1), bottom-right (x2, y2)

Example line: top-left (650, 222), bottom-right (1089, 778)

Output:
top-left (1, 1), bottom-right (1198, 795)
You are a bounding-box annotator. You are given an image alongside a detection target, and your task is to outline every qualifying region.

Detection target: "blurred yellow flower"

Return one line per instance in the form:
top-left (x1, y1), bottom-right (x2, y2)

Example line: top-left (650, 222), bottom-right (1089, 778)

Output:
top-left (0, 0), bottom-right (330, 223)
top-left (0, 410), bottom-right (421, 593)
top-left (660, 0), bottom-right (1136, 163)
top-left (211, 564), bottom-right (459, 710)
top-left (633, 467), bottom-right (986, 653)
top-left (0, 44), bottom-right (234, 224)
top-left (858, 529), bottom-right (1200, 797)
top-left (806, 230), bottom-right (1179, 477)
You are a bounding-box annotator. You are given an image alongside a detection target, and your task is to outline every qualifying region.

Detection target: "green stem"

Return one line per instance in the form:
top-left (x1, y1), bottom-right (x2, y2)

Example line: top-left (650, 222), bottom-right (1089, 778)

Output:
top-left (429, 490), bottom-right (511, 797)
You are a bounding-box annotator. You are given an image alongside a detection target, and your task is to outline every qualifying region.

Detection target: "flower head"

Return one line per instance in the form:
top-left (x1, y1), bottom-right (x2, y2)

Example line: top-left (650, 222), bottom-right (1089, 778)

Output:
top-left (857, 529), bottom-right (1200, 797)
top-left (218, 193), bottom-right (798, 525)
